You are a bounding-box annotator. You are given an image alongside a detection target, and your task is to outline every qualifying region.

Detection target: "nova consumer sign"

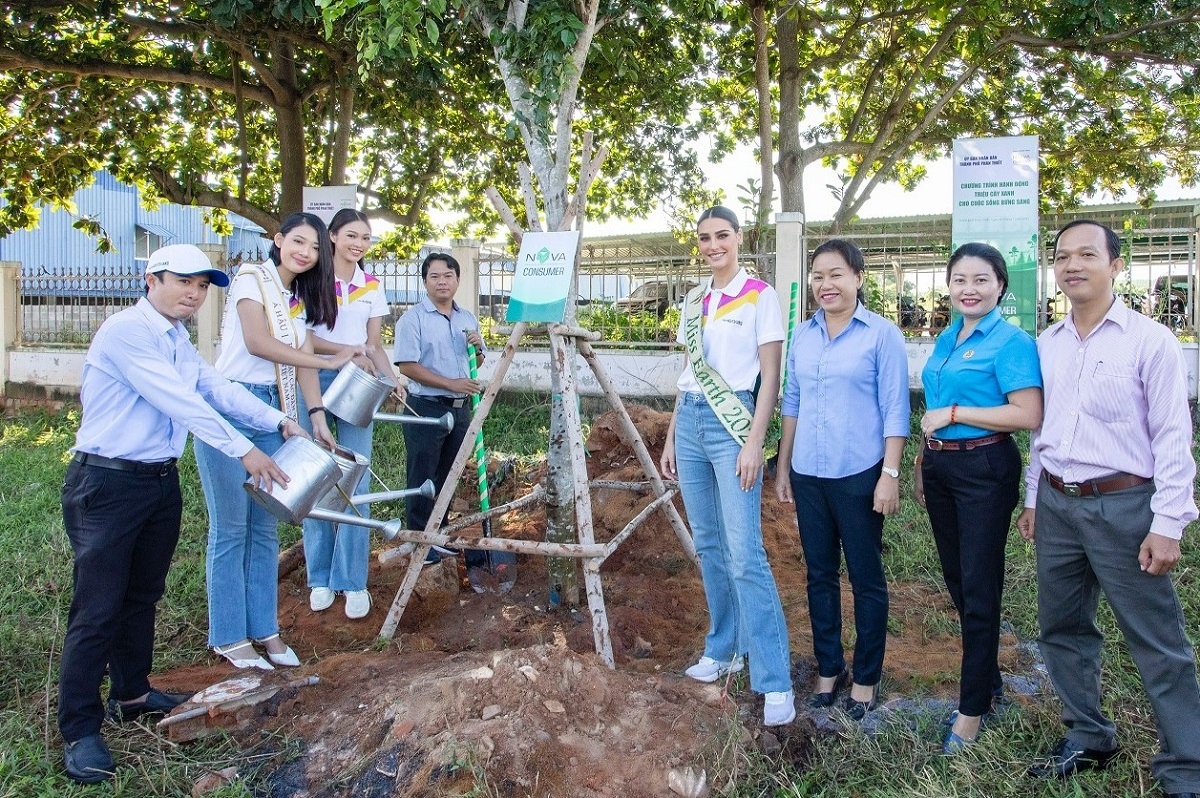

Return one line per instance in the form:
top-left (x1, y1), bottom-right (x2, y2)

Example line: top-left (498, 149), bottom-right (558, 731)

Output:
top-left (507, 231), bottom-right (582, 322)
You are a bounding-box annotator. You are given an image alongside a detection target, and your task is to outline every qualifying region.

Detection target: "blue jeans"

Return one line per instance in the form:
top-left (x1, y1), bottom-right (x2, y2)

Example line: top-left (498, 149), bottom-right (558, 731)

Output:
top-left (194, 381), bottom-right (285, 648)
top-left (299, 368), bottom-right (372, 592)
top-left (674, 391), bottom-right (792, 694)
top-left (790, 463), bottom-right (889, 686)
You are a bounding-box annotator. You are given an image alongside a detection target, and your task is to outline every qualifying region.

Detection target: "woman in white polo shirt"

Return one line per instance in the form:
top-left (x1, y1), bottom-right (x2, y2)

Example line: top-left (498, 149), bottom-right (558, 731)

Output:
top-left (659, 205), bottom-right (794, 727)
top-left (301, 209), bottom-right (402, 619)
top-left (195, 212), bottom-right (363, 670)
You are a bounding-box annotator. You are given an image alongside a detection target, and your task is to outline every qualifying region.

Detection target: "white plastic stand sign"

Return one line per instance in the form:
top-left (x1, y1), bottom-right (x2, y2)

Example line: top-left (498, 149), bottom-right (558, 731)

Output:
top-left (507, 231), bottom-right (581, 322)
top-left (303, 185), bottom-right (358, 226)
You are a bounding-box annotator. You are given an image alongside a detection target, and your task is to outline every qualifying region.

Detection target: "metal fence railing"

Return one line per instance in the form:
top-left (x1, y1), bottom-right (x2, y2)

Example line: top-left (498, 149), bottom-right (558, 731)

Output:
top-left (13, 219), bottom-right (1198, 349)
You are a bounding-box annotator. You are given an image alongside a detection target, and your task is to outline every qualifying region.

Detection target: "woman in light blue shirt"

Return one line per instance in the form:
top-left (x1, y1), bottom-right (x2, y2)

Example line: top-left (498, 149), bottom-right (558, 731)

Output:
top-left (916, 242), bottom-right (1041, 753)
top-left (776, 238), bottom-right (910, 720)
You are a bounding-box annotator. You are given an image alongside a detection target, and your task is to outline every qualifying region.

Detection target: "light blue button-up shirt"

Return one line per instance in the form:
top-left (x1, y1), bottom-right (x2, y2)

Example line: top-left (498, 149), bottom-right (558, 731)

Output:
top-left (392, 295), bottom-right (485, 398)
top-left (781, 302), bottom-right (911, 478)
top-left (72, 298), bottom-right (285, 461)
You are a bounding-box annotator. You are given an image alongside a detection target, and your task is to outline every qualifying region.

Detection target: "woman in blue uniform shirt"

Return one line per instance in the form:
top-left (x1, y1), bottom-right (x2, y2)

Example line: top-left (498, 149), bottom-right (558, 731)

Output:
top-left (916, 242), bottom-right (1042, 753)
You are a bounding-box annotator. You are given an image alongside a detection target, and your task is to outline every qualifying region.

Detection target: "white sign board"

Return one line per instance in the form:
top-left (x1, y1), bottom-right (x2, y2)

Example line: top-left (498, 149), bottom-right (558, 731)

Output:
top-left (302, 185), bottom-right (358, 226)
top-left (507, 231), bottom-right (582, 322)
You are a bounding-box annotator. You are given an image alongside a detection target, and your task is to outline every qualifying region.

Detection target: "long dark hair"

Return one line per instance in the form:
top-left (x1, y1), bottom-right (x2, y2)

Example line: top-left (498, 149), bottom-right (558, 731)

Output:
top-left (947, 242), bottom-right (1009, 293)
top-left (269, 212), bottom-right (338, 329)
top-left (329, 208), bottom-right (372, 269)
top-left (811, 238), bottom-right (867, 304)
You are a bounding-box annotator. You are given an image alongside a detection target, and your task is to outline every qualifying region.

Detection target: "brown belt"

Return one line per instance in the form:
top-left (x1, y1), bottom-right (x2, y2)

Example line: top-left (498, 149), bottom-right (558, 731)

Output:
top-left (1044, 470), bottom-right (1151, 498)
top-left (925, 432), bottom-right (1010, 451)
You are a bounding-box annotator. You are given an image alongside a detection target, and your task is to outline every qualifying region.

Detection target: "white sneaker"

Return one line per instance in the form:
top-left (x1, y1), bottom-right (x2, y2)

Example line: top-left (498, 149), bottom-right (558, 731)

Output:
top-left (309, 587), bottom-right (335, 612)
top-left (344, 589), bottom-right (372, 619)
top-left (764, 690), bottom-right (796, 726)
top-left (684, 655), bottom-right (745, 683)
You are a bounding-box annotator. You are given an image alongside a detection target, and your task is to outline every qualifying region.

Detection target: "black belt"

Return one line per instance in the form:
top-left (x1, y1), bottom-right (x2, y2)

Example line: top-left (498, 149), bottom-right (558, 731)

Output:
top-left (925, 432), bottom-right (1010, 451)
top-left (1044, 470), bottom-right (1151, 498)
top-left (414, 395), bottom-right (468, 409)
top-left (73, 452), bottom-right (178, 476)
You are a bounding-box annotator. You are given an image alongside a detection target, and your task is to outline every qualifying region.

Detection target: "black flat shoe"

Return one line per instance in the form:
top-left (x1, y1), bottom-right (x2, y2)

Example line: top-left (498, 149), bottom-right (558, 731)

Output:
top-left (842, 683), bottom-right (879, 721)
top-left (1028, 737), bottom-right (1119, 779)
top-left (807, 667), bottom-right (850, 709)
top-left (63, 733), bottom-right (114, 784)
top-left (106, 688), bottom-right (193, 723)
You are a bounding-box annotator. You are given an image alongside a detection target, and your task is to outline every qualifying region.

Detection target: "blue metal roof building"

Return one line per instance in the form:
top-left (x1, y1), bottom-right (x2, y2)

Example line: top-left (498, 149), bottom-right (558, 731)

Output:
top-left (1, 169), bottom-right (268, 297)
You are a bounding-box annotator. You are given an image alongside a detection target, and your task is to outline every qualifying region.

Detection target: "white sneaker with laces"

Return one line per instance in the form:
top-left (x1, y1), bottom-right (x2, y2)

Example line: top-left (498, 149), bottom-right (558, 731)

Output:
top-left (764, 690), bottom-right (796, 726)
top-left (309, 587), bottom-right (335, 612)
top-left (684, 655), bottom-right (745, 683)
top-left (344, 589), bottom-right (372, 619)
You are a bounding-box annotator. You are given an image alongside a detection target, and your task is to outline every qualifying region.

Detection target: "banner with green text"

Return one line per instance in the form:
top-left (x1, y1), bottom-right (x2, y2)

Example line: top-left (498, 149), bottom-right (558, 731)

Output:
top-left (952, 136), bottom-right (1039, 334)
top-left (506, 231), bottom-right (582, 323)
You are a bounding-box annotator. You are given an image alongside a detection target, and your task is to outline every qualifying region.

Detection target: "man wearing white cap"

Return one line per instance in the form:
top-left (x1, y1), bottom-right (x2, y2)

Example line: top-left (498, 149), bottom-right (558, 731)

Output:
top-left (59, 244), bottom-right (305, 783)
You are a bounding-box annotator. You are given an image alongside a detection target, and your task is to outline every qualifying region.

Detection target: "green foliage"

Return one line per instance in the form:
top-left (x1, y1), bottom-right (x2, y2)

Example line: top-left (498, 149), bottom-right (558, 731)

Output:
top-left (577, 303), bottom-right (679, 345)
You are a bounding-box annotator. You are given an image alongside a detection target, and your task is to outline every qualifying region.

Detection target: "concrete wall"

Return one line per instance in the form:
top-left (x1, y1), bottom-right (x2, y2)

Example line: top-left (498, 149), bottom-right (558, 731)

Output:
top-left (8, 340), bottom-right (1200, 405)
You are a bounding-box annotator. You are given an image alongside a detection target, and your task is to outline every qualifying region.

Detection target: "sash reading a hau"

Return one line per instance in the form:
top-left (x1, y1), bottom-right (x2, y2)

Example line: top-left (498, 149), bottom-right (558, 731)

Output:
top-left (682, 285), bottom-right (755, 446)
top-left (233, 261), bottom-right (302, 421)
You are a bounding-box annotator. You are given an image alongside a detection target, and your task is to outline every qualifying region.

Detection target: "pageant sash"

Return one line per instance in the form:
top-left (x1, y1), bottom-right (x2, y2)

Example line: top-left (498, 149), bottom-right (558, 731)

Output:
top-left (682, 286), bottom-right (755, 446)
top-left (232, 261), bottom-right (300, 420)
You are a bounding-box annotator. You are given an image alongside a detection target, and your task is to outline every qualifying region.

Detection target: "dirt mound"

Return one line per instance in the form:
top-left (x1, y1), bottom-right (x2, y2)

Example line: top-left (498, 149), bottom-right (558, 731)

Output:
top-left (162, 404), bottom-right (1034, 796)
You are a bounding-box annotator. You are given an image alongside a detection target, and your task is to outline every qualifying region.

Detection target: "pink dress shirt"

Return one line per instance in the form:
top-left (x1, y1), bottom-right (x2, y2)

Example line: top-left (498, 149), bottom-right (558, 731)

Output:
top-left (1024, 298), bottom-right (1198, 539)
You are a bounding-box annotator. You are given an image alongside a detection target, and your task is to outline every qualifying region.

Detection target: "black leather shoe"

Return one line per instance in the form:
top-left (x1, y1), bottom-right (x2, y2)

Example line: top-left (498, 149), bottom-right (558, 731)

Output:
top-left (807, 667), bottom-right (849, 709)
top-left (106, 688), bottom-right (193, 723)
top-left (1028, 737), bottom-right (1119, 778)
top-left (1165, 793), bottom-right (1199, 797)
top-left (842, 683), bottom-right (879, 721)
top-left (63, 733), bottom-right (115, 784)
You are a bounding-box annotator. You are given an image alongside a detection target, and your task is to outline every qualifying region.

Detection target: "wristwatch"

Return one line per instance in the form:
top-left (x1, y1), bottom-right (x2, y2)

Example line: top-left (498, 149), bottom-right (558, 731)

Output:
top-left (277, 417), bottom-right (288, 433)
top-left (881, 466), bottom-right (900, 479)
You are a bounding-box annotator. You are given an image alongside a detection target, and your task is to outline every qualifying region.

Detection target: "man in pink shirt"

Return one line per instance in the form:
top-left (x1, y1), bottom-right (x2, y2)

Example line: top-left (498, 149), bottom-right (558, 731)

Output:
top-left (1017, 220), bottom-right (1200, 798)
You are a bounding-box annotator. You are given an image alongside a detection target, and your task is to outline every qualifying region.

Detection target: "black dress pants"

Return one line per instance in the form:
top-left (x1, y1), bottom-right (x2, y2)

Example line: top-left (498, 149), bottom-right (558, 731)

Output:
top-left (402, 395), bottom-right (471, 534)
top-left (58, 460), bottom-right (182, 742)
top-left (921, 437), bottom-right (1020, 716)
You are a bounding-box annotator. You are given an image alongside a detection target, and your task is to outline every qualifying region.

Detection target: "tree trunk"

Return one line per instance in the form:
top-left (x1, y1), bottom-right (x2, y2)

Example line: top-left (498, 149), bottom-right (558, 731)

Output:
top-left (272, 41), bottom-right (306, 214)
top-left (775, 5), bottom-right (805, 218)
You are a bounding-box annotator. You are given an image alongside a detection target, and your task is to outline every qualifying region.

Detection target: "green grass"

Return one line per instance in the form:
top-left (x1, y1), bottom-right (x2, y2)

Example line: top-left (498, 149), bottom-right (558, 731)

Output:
top-left (1, 401), bottom-right (1198, 796)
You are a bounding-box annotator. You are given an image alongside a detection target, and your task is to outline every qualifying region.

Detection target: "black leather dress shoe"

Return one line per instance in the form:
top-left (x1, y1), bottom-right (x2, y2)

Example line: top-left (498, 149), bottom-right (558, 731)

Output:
top-left (842, 683), bottom-right (879, 721)
top-left (63, 733), bottom-right (115, 784)
top-left (1028, 737), bottom-right (1119, 778)
top-left (807, 667), bottom-right (850, 709)
top-left (106, 688), bottom-right (193, 723)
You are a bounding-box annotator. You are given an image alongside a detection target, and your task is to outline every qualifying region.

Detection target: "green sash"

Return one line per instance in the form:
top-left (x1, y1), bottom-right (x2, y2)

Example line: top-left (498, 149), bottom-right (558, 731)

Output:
top-left (682, 286), bottom-right (756, 446)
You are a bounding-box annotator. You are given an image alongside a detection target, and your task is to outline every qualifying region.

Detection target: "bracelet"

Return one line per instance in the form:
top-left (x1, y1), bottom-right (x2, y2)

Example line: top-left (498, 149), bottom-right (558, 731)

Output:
top-left (307, 406), bottom-right (326, 416)
top-left (949, 403), bottom-right (958, 424)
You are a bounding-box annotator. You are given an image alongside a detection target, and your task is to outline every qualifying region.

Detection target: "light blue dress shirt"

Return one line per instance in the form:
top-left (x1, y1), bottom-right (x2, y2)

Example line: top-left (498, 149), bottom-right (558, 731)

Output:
top-left (72, 298), bottom-right (285, 461)
top-left (781, 302), bottom-right (911, 478)
top-left (921, 307), bottom-right (1041, 439)
top-left (392, 295), bottom-right (485, 398)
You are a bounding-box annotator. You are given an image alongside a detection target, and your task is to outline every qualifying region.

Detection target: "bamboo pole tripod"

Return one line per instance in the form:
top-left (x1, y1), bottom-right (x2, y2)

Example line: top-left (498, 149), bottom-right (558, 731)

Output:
top-left (376, 319), bottom-right (698, 667)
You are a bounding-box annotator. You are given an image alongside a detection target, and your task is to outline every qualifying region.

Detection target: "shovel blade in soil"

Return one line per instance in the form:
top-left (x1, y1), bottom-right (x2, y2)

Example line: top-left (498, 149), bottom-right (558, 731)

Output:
top-left (467, 555), bottom-right (517, 594)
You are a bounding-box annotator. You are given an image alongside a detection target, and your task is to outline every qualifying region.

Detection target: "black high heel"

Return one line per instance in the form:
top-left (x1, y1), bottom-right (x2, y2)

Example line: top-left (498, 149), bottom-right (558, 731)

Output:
top-left (843, 682), bottom-right (879, 721)
top-left (807, 667), bottom-right (850, 709)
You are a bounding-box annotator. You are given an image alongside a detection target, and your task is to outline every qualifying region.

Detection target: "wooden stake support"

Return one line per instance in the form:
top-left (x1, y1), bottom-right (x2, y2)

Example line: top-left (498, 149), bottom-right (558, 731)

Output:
top-left (376, 316), bottom-right (696, 669)
top-left (377, 135), bottom-right (694, 668)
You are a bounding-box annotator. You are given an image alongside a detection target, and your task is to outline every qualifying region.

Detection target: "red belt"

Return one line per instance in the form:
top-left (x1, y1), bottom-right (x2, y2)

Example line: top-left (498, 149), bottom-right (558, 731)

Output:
top-left (925, 432), bottom-right (1010, 451)
top-left (1044, 471), bottom-right (1151, 497)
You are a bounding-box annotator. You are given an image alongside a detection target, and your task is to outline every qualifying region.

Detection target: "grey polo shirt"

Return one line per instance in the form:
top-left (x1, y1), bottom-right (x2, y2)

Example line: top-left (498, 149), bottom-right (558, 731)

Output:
top-left (392, 295), bottom-right (485, 398)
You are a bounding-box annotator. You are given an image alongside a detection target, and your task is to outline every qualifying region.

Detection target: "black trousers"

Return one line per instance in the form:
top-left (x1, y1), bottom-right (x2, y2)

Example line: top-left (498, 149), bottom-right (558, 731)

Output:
top-left (58, 460), bottom-right (182, 742)
top-left (402, 395), bottom-right (471, 534)
top-left (921, 437), bottom-right (1020, 716)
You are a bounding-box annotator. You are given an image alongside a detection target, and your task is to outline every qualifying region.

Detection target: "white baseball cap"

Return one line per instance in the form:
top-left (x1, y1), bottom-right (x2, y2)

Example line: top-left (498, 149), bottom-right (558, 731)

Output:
top-left (146, 244), bottom-right (231, 287)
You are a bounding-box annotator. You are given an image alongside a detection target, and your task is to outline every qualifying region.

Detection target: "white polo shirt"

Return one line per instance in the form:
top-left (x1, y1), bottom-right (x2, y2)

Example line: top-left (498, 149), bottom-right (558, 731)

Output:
top-left (675, 269), bottom-right (784, 393)
top-left (309, 266), bottom-right (388, 348)
top-left (215, 262), bottom-right (309, 384)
